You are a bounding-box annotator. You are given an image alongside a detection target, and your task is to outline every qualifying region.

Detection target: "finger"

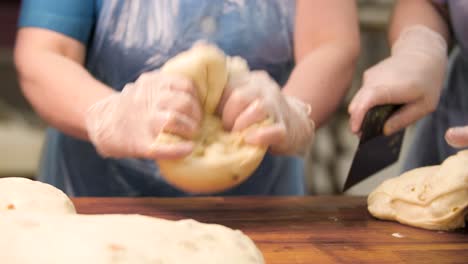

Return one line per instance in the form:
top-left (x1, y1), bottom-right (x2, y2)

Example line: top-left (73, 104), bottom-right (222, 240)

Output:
top-left (221, 70), bottom-right (251, 116)
top-left (445, 126), bottom-right (468, 148)
top-left (153, 111), bottom-right (199, 139)
top-left (216, 85), bottom-right (233, 116)
top-left (348, 83), bottom-right (382, 134)
top-left (157, 91), bottom-right (202, 123)
top-left (147, 142), bottom-right (195, 160)
top-left (168, 76), bottom-right (199, 101)
top-left (383, 102), bottom-right (423, 135)
top-left (348, 66), bottom-right (382, 115)
top-left (140, 72), bottom-right (198, 100)
top-left (348, 89), bottom-right (361, 115)
top-left (130, 129), bottom-right (194, 159)
top-left (244, 124), bottom-right (286, 148)
top-left (348, 98), bottom-right (365, 135)
top-left (222, 89), bottom-right (256, 131)
top-left (232, 100), bottom-right (269, 132)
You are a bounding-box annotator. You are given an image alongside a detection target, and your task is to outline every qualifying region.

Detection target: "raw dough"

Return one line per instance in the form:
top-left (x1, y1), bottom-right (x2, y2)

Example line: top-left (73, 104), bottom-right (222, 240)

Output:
top-left (0, 212), bottom-right (264, 264)
top-left (155, 43), bottom-right (269, 194)
top-left (0, 177), bottom-right (76, 214)
top-left (0, 177), bottom-right (264, 262)
top-left (368, 150), bottom-right (468, 230)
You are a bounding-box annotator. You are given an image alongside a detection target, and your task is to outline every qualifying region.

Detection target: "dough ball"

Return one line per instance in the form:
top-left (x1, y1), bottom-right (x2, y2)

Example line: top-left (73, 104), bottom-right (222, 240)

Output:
top-left (160, 43), bottom-right (228, 115)
top-left (157, 116), bottom-right (269, 193)
top-left (0, 177), bottom-right (76, 214)
top-left (155, 43), bottom-right (269, 194)
top-left (0, 213), bottom-right (264, 264)
top-left (368, 150), bottom-right (468, 230)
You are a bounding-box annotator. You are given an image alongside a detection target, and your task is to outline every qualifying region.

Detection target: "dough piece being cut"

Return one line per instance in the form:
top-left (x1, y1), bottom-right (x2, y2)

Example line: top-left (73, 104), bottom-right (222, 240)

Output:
top-left (368, 150), bottom-right (468, 230)
top-left (155, 43), bottom-right (269, 194)
top-left (0, 212), bottom-right (264, 264)
top-left (0, 177), bottom-right (76, 214)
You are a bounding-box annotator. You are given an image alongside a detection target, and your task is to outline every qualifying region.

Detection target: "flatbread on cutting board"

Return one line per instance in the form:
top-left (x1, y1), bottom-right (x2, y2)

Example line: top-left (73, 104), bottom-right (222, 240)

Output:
top-left (0, 178), bottom-right (264, 263)
top-left (0, 177), bottom-right (76, 214)
top-left (0, 212), bottom-right (264, 264)
top-left (368, 150), bottom-right (468, 230)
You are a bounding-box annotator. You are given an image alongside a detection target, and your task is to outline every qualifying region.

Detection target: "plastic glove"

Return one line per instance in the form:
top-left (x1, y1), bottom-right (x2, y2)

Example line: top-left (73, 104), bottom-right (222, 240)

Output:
top-left (85, 70), bottom-right (202, 159)
top-left (446, 126), bottom-right (468, 148)
top-left (349, 25), bottom-right (448, 135)
top-left (217, 70), bottom-right (315, 155)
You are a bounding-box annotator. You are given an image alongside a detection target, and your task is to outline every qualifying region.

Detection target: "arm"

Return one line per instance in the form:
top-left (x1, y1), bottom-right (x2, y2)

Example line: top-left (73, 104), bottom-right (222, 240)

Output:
top-left (283, 0), bottom-right (360, 128)
top-left (14, 28), bottom-right (115, 141)
top-left (389, 1), bottom-right (468, 149)
top-left (389, 0), bottom-right (450, 45)
top-left (348, 0), bottom-right (449, 135)
top-left (15, 28), bottom-right (201, 159)
top-left (217, 1), bottom-right (359, 155)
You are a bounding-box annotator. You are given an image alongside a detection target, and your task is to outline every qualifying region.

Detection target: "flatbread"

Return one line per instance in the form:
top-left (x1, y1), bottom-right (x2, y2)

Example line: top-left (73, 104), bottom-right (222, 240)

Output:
top-left (0, 177), bottom-right (76, 214)
top-left (368, 150), bottom-right (468, 230)
top-left (0, 212), bottom-right (264, 264)
top-left (0, 177), bottom-right (264, 263)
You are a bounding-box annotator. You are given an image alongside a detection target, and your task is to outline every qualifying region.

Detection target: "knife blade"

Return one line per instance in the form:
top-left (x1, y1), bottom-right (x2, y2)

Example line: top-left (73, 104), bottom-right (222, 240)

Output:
top-left (343, 104), bottom-right (404, 192)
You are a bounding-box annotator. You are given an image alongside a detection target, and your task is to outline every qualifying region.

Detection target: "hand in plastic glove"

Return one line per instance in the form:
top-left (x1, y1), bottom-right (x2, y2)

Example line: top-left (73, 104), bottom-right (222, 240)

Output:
top-left (85, 71), bottom-right (202, 159)
top-left (217, 70), bottom-right (315, 155)
top-left (446, 126), bottom-right (468, 148)
top-left (349, 25), bottom-right (448, 135)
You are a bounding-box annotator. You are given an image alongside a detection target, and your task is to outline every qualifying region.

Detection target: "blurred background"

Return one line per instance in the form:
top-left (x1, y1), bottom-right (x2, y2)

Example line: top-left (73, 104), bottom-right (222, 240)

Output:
top-left (0, 0), bottom-right (411, 195)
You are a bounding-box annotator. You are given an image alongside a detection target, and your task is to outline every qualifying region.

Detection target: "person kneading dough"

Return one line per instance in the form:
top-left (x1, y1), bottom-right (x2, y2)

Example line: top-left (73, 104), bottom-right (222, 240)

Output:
top-left (85, 42), bottom-right (315, 195)
top-left (15, 1), bottom-right (358, 197)
top-left (368, 150), bottom-right (468, 231)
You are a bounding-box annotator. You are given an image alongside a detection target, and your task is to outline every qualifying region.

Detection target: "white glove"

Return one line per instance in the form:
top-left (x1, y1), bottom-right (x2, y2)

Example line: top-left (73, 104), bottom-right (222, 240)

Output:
top-left (446, 126), bottom-right (468, 148)
top-left (349, 25), bottom-right (448, 135)
top-left (85, 71), bottom-right (202, 159)
top-left (217, 70), bottom-right (315, 155)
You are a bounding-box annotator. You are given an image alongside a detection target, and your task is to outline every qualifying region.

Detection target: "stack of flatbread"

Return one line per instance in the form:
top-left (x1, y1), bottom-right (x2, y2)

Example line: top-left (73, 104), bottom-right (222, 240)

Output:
top-left (0, 177), bottom-right (264, 263)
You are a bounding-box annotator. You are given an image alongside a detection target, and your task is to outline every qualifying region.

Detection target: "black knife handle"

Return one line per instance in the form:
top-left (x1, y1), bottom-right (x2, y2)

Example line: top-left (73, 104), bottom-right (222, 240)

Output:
top-left (360, 104), bottom-right (403, 143)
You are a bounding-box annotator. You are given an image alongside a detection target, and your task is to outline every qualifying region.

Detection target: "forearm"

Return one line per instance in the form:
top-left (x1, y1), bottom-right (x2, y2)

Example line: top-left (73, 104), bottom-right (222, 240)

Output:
top-left (389, 0), bottom-right (450, 45)
top-left (15, 30), bottom-right (115, 140)
top-left (284, 0), bottom-right (359, 128)
top-left (282, 43), bottom-right (358, 128)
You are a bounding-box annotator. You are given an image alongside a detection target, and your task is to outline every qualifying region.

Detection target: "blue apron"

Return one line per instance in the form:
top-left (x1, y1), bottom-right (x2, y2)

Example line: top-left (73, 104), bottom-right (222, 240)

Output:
top-left (38, 0), bottom-right (306, 197)
top-left (403, 0), bottom-right (468, 171)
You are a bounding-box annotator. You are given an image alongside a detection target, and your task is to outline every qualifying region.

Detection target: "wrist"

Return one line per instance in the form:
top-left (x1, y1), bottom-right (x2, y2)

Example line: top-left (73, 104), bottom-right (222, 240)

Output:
top-left (283, 94), bottom-right (313, 121)
top-left (392, 25), bottom-right (447, 60)
top-left (83, 87), bottom-right (119, 141)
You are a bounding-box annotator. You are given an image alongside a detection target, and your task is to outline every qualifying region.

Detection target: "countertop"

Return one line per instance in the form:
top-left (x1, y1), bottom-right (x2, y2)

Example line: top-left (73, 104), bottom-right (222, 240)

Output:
top-left (73, 196), bottom-right (468, 264)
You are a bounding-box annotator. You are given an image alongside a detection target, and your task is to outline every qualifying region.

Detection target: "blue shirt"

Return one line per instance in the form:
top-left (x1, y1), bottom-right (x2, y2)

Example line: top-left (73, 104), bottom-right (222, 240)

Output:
top-left (19, 0), bottom-right (102, 45)
top-left (17, 0), bottom-right (303, 197)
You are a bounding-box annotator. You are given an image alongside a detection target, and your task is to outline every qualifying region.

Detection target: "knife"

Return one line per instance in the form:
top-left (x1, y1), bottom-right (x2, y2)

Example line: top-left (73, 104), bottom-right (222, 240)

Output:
top-left (343, 104), bottom-right (404, 192)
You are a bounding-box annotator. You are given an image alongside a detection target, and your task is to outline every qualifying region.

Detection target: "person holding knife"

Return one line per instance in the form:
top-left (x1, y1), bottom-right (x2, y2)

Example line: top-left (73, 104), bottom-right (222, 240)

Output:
top-left (349, 0), bottom-right (468, 171)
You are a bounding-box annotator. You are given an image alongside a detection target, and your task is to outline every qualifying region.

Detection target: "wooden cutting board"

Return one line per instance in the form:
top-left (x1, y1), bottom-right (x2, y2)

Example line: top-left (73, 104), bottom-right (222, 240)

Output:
top-left (73, 196), bottom-right (468, 264)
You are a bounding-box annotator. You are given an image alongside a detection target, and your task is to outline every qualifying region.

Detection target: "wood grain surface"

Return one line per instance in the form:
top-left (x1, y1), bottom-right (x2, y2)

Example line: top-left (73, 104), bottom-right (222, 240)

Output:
top-left (73, 196), bottom-right (468, 264)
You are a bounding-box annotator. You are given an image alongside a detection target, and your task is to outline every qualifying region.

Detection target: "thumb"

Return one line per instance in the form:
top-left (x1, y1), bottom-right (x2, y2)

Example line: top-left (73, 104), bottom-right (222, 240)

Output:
top-left (445, 126), bottom-right (468, 148)
top-left (244, 124), bottom-right (286, 147)
top-left (147, 141), bottom-right (194, 160)
top-left (348, 82), bottom-right (390, 134)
